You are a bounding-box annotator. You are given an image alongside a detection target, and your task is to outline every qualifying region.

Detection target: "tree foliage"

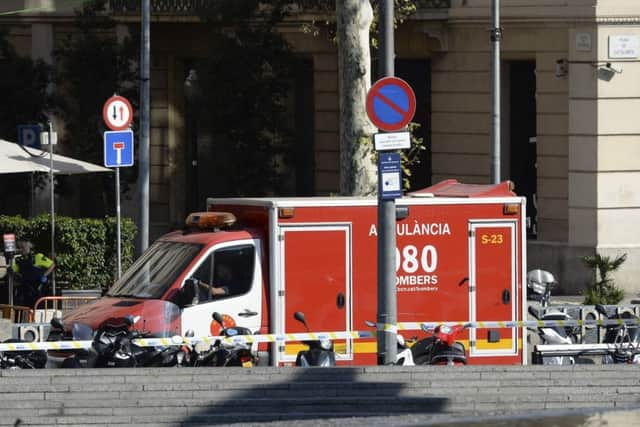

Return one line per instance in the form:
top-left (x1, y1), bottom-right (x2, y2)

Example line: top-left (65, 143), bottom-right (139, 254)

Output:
top-left (193, 1), bottom-right (296, 196)
top-left (0, 28), bottom-right (54, 212)
top-left (53, 0), bottom-right (138, 162)
top-left (52, 0), bottom-right (138, 214)
top-left (299, 0), bottom-right (426, 193)
top-left (0, 29), bottom-right (52, 141)
top-left (298, 0), bottom-right (419, 43)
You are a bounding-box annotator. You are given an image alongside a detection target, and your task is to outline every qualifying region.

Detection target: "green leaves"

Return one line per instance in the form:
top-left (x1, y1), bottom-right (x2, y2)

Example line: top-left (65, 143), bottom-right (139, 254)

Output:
top-left (0, 29), bottom-right (52, 141)
top-left (581, 253), bottom-right (627, 305)
top-left (195, 8), bottom-right (296, 196)
top-left (0, 214), bottom-right (136, 291)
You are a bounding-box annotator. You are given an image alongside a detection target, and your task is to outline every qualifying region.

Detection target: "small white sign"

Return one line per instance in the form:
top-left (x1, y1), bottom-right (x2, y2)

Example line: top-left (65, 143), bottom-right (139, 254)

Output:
top-left (576, 33), bottom-right (592, 52)
top-left (374, 131), bottom-right (411, 151)
top-left (381, 171), bottom-right (401, 193)
top-left (40, 131), bottom-right (58, 146)
top-left (609, 35), bottom-right (639, 59)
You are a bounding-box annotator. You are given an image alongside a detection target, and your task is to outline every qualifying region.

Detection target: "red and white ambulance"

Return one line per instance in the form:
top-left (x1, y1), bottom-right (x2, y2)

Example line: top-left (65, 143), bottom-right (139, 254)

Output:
top-left (60, 179), bottom-right (527, 365)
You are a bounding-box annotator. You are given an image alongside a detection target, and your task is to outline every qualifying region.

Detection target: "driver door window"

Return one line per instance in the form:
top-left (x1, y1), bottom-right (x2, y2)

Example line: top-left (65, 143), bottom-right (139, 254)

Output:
top-left (191, 244), bottom-right (255, 304)
top-left (181, 240), bottom-right (262, 338)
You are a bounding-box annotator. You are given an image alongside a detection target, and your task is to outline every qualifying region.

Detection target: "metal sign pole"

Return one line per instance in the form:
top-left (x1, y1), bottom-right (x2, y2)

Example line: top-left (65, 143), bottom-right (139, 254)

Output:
top-left (104, 129), bottom-right (134, 280)
top-left (376, 0), bottom-right (397, 366)
top-left (4, 234), bottom-right (16, 312)
top-left (137, 0), bottom-right (151, 256)
top-left (48, 120), bottom-right (56, 296)
top-left (491, 0), bottom-right (502, 184)
top-left (116, 167), bottom-right (122, 279)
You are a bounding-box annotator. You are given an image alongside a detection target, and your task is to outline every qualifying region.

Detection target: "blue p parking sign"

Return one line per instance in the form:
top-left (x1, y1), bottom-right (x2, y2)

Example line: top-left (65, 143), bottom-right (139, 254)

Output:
top-left (104, 130), bottom-right (134, 168)
top-left (17, 125), bottom-right (42, 149)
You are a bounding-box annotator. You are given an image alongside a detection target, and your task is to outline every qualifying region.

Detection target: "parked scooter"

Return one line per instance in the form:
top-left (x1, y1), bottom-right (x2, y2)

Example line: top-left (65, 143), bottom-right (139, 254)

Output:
top-left (594, 304), bottom-right (640, 364)
top-left (364, 320), bottom-right (415, 366)
top-left (0, 339), bottom-right (47, 369)
top-left (528, 306), bottom-right (577, 365)
top-left (293, 311), bottom-right (336, 367)
top-left (205, 312), bottom-right (257, 367)
top-left (526, 269), bottom-right (579, 365)
top-left (411, 323), bottom-right (469, 365)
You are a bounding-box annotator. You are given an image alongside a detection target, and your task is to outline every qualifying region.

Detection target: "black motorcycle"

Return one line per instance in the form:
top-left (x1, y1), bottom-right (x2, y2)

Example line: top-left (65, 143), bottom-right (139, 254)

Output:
top-left (595, 304), bottom-right (640, 364)
top-left (59, 315), bottom-right (188, 368)
top-left (411, 323), bottom-right (469, 366)
top-left (93, 315), bottom-right (189, 368)
top-left (293, 311), bottom-right (336, 367)
top-left (0, 339), bottom-right (47, 369)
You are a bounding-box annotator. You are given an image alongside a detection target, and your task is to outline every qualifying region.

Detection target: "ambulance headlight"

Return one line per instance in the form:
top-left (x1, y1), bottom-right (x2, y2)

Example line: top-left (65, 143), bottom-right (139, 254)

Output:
top-left (320, 339), bottom-right (332, 350)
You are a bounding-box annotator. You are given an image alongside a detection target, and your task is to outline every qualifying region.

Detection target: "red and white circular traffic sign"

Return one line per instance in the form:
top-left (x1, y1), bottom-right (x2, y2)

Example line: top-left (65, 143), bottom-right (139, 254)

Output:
top-left (102, 95), bottom-right (133, 131)
top-left (366, 77), bottom-right (416, 132)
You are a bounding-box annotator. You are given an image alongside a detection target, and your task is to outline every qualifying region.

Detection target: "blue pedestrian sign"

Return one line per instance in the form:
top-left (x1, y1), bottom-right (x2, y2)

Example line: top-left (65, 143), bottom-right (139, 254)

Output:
top-left (17, 125), bottom-right (41, 149)
top-left (104, 130), bottom-right (134, 168)
top-left (378, 152), bottom-right (402, 200)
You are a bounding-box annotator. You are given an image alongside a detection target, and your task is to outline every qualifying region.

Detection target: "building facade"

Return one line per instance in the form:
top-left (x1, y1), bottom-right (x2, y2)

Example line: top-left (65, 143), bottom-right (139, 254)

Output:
top-left (2, 0), bottom-right (640, 293)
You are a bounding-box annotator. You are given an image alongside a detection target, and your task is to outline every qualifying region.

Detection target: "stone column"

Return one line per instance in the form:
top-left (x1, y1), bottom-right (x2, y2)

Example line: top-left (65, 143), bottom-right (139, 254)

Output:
top-left (569, 6), bottom-right (640, 294)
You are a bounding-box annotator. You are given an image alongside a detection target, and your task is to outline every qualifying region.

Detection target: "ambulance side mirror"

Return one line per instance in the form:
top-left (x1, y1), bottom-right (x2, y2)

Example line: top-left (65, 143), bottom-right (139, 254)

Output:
top-left (212, 312), bottom-right (224, 327)
top-left (293, 311), bottom-right (309, 331)
top-left (50, 317), bottom-right (64, 331)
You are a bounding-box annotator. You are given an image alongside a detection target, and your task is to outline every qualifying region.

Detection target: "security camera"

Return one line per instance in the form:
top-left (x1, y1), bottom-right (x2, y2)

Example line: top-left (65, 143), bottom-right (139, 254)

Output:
top-left (603, 62), bottom-right (622, 74)
top-left (555, 59), bottom-right (568, 78)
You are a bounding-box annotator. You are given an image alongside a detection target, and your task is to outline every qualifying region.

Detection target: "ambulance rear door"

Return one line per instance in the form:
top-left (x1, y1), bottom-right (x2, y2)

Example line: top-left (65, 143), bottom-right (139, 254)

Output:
top-left (468, 221), bottom-right (518, 357)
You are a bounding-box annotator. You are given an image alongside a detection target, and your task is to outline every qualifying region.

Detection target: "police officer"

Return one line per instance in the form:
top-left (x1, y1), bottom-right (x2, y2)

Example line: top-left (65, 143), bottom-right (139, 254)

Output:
top-left (12, 240), bottom-right (55, 307)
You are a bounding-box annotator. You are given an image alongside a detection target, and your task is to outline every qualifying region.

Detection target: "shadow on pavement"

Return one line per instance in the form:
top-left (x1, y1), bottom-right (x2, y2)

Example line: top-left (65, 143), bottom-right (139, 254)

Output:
top-left (181, 367), bottom-right (448, 425)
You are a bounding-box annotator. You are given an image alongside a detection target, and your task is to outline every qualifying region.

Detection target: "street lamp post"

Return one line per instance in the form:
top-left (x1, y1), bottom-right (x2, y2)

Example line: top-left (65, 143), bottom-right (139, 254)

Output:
top-left (137, 0), bottom-right (151, 256)
top-left (184, 69), bottom-right (200, 212)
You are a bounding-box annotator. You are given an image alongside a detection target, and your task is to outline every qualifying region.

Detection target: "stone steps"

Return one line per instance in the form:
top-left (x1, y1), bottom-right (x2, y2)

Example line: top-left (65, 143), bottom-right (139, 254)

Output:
top-left (1, 365), bottom-right (639, 425)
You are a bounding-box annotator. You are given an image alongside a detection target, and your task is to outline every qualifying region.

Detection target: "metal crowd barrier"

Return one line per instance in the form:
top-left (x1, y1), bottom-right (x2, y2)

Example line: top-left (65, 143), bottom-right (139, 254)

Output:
top-left (537, 304), bottom-right (640, 344)
top-left (0, 304), bottom-right (33, 323)
top-left (32, 296), bottom-right (100, 323)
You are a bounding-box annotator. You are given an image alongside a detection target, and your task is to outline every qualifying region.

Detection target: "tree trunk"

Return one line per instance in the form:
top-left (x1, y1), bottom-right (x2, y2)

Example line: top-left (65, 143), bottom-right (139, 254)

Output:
top-left (336, 0), bottom-right (377, 196)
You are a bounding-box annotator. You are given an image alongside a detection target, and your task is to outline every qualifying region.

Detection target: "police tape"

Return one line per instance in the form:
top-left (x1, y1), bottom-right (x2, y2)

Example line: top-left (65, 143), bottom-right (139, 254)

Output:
top-left (377, 318), bottom-right (640, 332)
top-left (2, 318), bottom-right (640, 352)
top-left (139, 330), bottom-right (375, 348)
top-left (0, 330), bottom-right (375, 352)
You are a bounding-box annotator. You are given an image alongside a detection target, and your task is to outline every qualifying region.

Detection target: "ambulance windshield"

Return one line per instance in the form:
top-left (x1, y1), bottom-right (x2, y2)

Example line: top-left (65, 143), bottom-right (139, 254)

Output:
top-left (107, 241), bottom-right (203, 299)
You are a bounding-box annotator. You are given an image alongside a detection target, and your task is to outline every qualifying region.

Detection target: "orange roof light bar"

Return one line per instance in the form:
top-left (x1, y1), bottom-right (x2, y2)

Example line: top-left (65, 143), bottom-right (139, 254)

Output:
top-left (185, 212), bottom-right (237, 229)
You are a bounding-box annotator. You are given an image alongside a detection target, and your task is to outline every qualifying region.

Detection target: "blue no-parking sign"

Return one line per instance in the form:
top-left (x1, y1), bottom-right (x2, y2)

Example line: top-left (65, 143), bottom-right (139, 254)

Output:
top-left (366, 77), bottom-right (416, 132)
top-left (104, 130), bottom-right (134, 168)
